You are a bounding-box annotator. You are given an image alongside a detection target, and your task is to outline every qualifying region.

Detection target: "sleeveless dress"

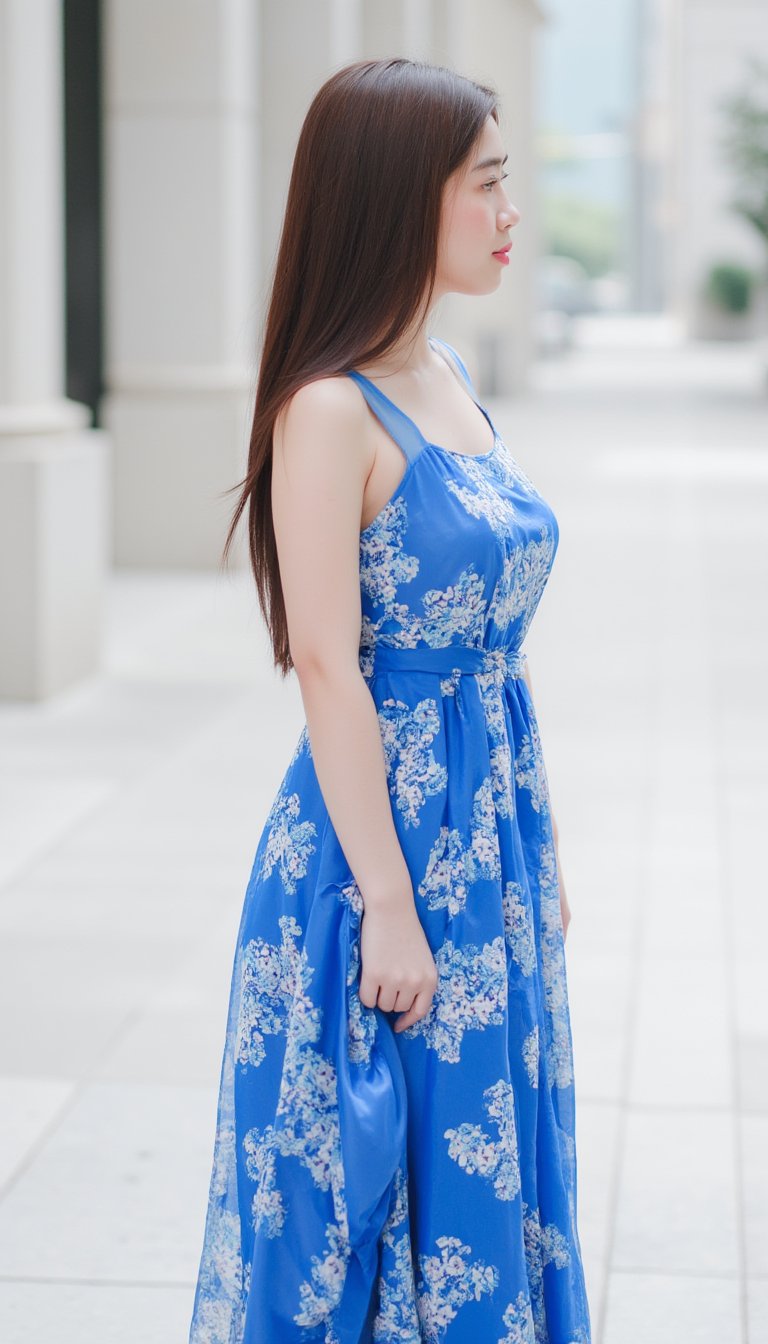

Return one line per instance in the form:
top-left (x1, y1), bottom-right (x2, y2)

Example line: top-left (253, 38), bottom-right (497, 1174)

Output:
top-left (188, 337), bottom-right (592, 1344)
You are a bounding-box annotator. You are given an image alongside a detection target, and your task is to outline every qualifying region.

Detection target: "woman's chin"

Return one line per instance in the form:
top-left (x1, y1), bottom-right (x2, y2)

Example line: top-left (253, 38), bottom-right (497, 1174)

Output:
top-left (447, 272), bottom-right (506, 298)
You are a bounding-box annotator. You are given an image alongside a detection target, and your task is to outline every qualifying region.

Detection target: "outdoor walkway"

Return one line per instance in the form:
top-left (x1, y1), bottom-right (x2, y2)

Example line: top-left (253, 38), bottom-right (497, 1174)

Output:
top-left (0, 316), bottom-right (766, 1342)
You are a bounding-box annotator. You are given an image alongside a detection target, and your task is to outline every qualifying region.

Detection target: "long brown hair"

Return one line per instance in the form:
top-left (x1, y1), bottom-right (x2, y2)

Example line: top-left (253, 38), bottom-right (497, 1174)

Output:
top-left (220, 58), bottom-right (499, 675)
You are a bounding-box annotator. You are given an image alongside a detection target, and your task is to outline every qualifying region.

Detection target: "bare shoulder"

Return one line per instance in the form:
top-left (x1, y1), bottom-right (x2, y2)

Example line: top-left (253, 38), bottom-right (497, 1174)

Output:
top-left (274, 373), bottom-right (370, 460)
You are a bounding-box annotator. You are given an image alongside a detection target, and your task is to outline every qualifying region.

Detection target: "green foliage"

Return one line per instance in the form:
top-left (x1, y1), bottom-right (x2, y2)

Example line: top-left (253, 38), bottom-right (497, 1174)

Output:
top-left (704, 261), bottom-right (756, 313)
top-left (717, 56), bottom-right (768, 247)
top-left (540, 194), bottom-right (621, 277)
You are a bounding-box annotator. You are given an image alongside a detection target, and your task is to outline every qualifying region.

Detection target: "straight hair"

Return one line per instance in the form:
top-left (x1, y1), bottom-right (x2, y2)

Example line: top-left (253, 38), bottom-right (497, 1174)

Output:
top-left (220, 58), bottom-right (499, 675)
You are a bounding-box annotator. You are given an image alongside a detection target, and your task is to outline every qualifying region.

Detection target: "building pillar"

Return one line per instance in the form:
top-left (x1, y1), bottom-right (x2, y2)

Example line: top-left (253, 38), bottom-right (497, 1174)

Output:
top-left (0, 0), bottom-right (109, 700)
top-left (258, 0), bottom-right (363, 294)
top-left (101, 0), bottom-right (260, 567)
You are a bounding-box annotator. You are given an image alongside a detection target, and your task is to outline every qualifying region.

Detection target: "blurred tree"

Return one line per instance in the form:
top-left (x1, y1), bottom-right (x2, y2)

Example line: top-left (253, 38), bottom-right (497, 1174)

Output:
top-left (718, 56), bottom-right (768, 254)
top-left (704, 261), bottom-right (756, 313)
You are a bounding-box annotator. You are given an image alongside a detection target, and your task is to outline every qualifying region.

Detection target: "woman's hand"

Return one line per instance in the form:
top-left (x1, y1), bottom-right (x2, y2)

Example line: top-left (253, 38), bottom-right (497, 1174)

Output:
top-left (358, 894), bottom-right (439, 1032)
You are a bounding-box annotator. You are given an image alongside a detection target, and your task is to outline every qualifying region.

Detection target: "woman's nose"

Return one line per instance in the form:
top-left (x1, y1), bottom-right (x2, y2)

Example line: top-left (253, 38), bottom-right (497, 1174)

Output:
top-left (499, 200), bottom-right (521, 227)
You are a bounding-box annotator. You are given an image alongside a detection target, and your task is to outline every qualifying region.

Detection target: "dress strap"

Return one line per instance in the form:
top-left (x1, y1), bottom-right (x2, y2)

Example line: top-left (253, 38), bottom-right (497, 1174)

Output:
top-left (345, 372), bottom-right (427, 466)
top-left (347, 337), bottom-right (482, 465)
top-left (428, 336), bottom-right (476, 395)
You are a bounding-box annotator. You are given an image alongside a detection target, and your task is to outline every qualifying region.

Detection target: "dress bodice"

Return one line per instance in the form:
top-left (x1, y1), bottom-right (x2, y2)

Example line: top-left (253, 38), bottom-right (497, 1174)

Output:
top-left (349, 338), bottom-right (560, 676)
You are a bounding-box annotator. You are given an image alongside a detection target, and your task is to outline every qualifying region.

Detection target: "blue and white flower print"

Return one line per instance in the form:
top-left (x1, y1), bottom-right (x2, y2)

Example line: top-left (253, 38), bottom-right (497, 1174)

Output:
top-left (420, 566), bottom-right (487, 647)
top-left (293, 1223), bottom-right (349, 1331)
top-left (490, 741), bottom-right (515, 818)
top-left (340, 879), bottom-right (378, 1067)
top-left (538, 839), bottom-right (575, 1090)
top-left (257, 785), bottom-right (317, 895)
top-left (488, 529), bottom-right (557, 638)
top-left (522, 1024), bottom-right (540, 1090)
top-left (514, 719), bottom-right (550, 816)
top-left (491, 439), bottom-right (544, 499)
top-left (360, 496), bottom-right (420, 607)
top-left (523, 1203), bottom-right (586, 1344)
top-left (236, 914), bottom-right (315, 1068)
top-left (444, 1076), bottom-right (521, 1202)
top-left (378, 696), bottom-right (448, 827)
top-left (188, 340), bottom-right (592, 1343)
top-left (498, 1289), bottom-right (537, 1344)
top-left (415, 1234), bottom-right (499, 1343)
top-left (502, 881), bottom-right (538, 977)
top-left (446, 457), bottom-right (520, 539)
top-left (400, 936), bottom-right (508, 1063)
top-left (371, 1166), bottom-right (421, 1341)
top-left (418, 777), bottom-right (501, 915)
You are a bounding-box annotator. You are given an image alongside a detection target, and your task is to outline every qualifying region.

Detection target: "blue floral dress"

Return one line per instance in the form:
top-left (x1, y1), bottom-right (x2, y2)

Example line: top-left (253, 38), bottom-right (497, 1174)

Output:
top-left (188, 337), bottom-right (592, 1344)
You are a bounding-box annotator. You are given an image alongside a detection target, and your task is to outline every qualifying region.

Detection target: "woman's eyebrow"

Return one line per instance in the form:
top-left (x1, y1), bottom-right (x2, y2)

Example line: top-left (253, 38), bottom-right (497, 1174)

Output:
top-left (472, 153), bottom-right (509, 171)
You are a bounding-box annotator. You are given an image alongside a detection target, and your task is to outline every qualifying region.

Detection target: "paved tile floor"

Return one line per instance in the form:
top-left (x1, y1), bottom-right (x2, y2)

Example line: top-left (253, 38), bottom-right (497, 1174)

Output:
top-left (1, 316), bottom-right (766, 1342)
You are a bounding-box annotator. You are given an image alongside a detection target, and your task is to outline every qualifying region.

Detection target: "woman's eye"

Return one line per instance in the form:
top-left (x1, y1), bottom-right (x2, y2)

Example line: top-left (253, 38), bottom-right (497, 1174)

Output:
top-left (483, 172), bottom-right (509, 192)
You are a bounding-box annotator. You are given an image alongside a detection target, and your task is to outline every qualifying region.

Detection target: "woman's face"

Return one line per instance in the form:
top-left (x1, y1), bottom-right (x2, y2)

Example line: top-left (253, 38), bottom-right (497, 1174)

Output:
top-left (436, 114), bottom-right (521, 296)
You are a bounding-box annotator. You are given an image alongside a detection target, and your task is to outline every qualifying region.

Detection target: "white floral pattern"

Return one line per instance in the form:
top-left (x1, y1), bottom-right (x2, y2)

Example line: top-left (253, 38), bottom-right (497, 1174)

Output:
top-left (417, 776), bottom-right (501, 915)
top-left (490, 439), bottom-right (544, 499)
top-left (488, 530), bottom-right (557, 640)
top-left (419, 567), bottom-right (487, 647)
top-left (293, 1223), bottom-right (349, 1331)
top-left (502, 881), bottom-right (538, 977)
top-left (371, 1166), bottom-right (421, 1342)
top-left (538, 839), bottom-right (574, 1090)
top-left (523, 1202), bottom-right (580, 1344)
top-left (400, 935), bottom-right (508, 1063)
top-left (490, 740), bottom-right (515, 818)
top-left (364, 561), bottom-right (490, 650)
top-left (188, 340), bottom-right (591, 1344)
top-left (444, 1076), bottom-right (521, 1202)
top-left (340, 879), bottom-right (378, 1067)
top-left (522, 1024), bottom-right (540, 1089)
top-left (257, 785), bottom-right (317, 895)
top-left (242, 938), bottom-right (353, 1330)
top-left (236, 914), bottom-right (316, 1069)
top-left (446, 458), bottom-right (520, 540)
top-left (416, 1234), bottom-right (499, 1342)
top-left (514, 724), bottom-right (550, 816)
top-left (360, 496), bottom-right (420, 608)
top-left (378, 696), bottom-right (448, 826)
top-left (499, 1289), bottom-right (537, 1344)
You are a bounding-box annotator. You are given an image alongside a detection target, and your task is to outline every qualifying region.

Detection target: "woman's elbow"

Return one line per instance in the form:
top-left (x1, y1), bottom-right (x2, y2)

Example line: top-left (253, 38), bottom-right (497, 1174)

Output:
top-left (290, 640), bottom-right (363, 689)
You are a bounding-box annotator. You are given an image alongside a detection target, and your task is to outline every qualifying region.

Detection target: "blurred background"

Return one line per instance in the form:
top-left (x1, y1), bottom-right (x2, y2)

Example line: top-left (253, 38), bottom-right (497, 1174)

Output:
top-left (0, 2), bottom-right (767, 1342)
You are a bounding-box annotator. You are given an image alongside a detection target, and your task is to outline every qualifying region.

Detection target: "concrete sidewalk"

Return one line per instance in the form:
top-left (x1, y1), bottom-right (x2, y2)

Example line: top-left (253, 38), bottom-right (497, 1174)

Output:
top-left (0, 317), bottom-right (766, 1342)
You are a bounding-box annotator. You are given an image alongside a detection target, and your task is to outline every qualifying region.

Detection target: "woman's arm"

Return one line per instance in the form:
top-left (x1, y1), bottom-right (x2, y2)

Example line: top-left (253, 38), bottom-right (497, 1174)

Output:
top-left (272, 375), bottom-right (411, 909)
top-left (271, 375), bottom-right (438, 1025)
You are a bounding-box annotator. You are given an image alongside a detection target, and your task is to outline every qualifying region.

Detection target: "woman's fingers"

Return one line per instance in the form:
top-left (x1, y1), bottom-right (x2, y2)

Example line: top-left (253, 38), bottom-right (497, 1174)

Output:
top-left (393, 990), bottom-right (433, 1032)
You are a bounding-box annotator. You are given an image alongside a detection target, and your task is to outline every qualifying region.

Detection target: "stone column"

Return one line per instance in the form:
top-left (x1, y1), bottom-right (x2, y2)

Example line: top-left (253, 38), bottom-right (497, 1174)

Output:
top-left (101, 0), bottom-right (260, 567)
top-left (0, 0), bottom-right (109, 700)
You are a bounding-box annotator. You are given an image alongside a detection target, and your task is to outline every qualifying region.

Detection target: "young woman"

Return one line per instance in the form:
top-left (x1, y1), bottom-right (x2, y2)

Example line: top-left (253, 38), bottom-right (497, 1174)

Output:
top-left (189, 57), bottom-right (592, 1344)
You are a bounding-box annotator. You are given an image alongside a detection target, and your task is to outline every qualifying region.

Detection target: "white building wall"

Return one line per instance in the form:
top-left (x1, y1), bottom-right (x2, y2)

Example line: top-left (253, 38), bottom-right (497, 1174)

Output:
top-left (669, 0), bottom-right (768, 332)
top-left (258, 0), bottom-right (363, 306)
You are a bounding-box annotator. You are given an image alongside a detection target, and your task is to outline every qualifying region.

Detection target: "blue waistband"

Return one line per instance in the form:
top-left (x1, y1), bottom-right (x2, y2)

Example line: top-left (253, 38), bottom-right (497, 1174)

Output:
top-left (361, 643), bottom-right (527, 678)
